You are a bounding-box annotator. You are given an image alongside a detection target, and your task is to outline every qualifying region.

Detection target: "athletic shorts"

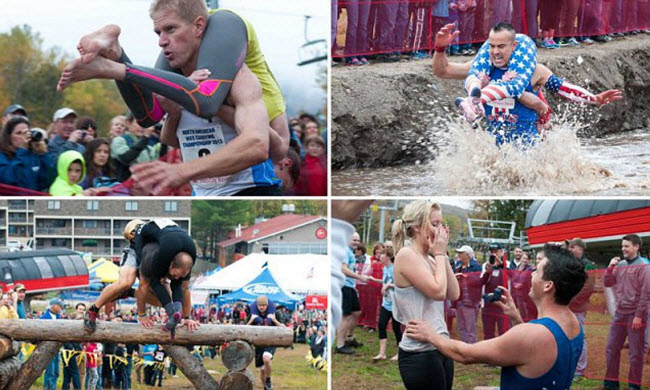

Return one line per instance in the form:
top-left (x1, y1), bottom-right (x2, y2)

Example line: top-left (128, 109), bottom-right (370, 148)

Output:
top-left (233, 186), bottom-right (283, 196)
top-left (342, 286), bottom-right (361, 315)
top-left (255, 346), bottom-right (276, 368)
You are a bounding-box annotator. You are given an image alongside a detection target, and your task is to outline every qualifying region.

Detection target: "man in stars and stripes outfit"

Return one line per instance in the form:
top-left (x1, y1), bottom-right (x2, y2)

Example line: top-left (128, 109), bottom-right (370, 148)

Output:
top-left (433, 23), bottom-right (623, 145)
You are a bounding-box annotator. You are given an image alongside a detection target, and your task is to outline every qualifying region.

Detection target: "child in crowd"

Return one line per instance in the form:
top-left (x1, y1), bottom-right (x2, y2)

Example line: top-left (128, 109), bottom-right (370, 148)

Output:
top-left (84, 342), bottom-right (100, 390)
top-left (49, 150), bottom-right (93, 196)
top-left (295, 135), bottom-right (327, 196)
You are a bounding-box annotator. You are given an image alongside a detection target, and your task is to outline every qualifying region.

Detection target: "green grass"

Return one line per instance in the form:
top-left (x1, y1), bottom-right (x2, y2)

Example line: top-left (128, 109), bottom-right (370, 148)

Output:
top-left (333, 310), bottom-right (650, 389)
top-left (29, 343), bottom-right (325, 389)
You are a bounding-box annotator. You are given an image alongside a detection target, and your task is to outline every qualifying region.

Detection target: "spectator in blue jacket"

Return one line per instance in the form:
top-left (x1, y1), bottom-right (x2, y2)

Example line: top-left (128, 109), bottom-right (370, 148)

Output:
top-left (48, 107), bottom-right (85, 161)
top-left (0, 116), bottom-right (54, 192)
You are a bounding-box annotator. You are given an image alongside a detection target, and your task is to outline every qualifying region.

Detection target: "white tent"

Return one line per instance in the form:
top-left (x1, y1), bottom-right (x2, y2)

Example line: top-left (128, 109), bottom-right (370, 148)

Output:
top-left (192, 253), bottom-right (328, 295)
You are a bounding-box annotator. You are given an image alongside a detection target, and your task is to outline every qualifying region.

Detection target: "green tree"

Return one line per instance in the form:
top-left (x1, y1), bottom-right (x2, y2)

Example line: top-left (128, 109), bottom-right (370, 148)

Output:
top-left (0, 25), bottom-right (127, 131)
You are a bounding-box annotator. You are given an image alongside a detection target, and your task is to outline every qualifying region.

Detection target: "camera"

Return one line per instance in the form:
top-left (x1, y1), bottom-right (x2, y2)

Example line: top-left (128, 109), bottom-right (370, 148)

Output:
top-left (489, 254), bottom-right (497, 265)
top-left (81, 130), bottom-right (87, 140)
top-left (30, 129), bottom-right (43, 142)
top-left (483, 287), bottom-right (503, 303)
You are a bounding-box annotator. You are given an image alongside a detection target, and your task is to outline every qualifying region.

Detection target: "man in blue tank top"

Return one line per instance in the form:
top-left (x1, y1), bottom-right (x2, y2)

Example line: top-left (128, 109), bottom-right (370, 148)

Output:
top-left (406, 244), bottom-right (587, 390)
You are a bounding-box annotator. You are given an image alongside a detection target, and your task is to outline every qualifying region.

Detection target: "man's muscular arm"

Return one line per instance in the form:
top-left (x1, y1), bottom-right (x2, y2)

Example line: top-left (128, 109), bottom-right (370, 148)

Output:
top-left (131, 65), bottom-right (270, 193)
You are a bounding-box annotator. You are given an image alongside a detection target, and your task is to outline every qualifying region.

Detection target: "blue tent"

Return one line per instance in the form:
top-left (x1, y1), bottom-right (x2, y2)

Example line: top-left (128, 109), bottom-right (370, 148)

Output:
top-left (217, 267), bottom-right (302, 310)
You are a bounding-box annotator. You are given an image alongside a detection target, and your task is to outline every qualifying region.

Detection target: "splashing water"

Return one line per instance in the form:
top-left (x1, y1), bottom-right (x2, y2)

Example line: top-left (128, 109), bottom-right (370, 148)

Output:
top-left (332, 108), bottom-right (650, 196)
top-left (432, 115), bottom-right (612, 195)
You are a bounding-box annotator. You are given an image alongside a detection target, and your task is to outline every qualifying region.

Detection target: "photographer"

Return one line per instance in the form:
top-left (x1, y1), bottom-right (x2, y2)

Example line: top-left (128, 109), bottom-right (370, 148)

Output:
top-left (75, 116), bottom-right (98, 146)
top-left (480, 246), bottom-right (509, 340)
top-left (0, 116), bottom-right (55, 191)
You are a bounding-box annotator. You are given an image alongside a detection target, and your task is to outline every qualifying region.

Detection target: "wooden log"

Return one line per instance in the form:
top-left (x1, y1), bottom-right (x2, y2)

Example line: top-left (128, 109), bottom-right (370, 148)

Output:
top-left (5, 341), bottom-right (63, 390)
top-left (221, 340), bottom-right (254, 372)
top-left (0, 357), bottom-right (21, 389)
top-left (164, 345), bottom-right (220, 390)
top-left (220, 369), bottom-right (255, 390)
top-left (0, 335), bottom-right (20, 360)
top-left (0, 319), bottom-right (292, 347)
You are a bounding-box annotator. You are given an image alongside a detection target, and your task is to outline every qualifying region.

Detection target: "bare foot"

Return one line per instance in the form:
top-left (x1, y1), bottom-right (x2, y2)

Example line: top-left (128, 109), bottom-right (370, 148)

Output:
top-left (57, 56), bottom-right (121, 92)
top-left (372, 354), bottom-right (386, 362)
top-left (77, 24), bottom-right (122, 64)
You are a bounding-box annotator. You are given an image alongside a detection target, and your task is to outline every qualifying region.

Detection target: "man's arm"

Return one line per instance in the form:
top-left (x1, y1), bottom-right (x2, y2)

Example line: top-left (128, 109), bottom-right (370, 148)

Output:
top-left (218, 104), bottom-right (287, 163)
top-left (432, 24), bottom-right (472, 80)
top-left (342, 263), bottom-right (368, 283)
top-left (406, 319), bottom-right (537, 366)
top-left (130, 66), bottom-right (270, 193)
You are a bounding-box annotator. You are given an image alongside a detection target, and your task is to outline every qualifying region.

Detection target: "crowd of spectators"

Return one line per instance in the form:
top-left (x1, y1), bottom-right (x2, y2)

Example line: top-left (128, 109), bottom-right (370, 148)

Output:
top-left (332, 0), bottom-right (650, 64)
top-left (0, 105), bottom-right (327, 196)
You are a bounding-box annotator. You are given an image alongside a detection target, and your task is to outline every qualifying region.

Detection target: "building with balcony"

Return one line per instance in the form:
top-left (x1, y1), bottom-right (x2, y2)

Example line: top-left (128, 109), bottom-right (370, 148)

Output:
top-left (1, 199), bottom-right (191, 259)
top-left (217, 211), bottom-right (328, 266)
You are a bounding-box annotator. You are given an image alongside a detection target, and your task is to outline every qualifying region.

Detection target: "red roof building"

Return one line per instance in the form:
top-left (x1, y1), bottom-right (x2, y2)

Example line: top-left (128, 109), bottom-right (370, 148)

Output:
top-left (217, 214), bottom-right (327, 266)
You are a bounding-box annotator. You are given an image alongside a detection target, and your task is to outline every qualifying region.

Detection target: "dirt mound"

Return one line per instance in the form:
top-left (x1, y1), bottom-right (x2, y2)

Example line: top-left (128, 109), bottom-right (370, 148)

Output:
top-left (332, 35), bottom-right (650, 169)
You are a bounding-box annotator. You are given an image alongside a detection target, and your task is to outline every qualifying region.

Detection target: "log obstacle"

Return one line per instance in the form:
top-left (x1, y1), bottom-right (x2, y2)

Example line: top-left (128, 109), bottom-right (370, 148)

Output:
top-left (0, 319), bottom-right (292, 347)
top-left (0, 319), bottom-right (293, 390)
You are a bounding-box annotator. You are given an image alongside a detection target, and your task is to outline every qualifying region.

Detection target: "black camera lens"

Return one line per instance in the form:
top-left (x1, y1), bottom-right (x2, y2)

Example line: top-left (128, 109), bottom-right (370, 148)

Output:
top-left (489, 254), bottom-right (496, 265)
top-left (483, 287), bottom-right (503, 303)
top-left (30, 130), bottom-right (43, 142)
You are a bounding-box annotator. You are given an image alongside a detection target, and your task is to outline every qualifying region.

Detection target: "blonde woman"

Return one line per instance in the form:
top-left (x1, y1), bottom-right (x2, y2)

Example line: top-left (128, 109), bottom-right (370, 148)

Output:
top-left (392, 201), bottom-right (460, 390)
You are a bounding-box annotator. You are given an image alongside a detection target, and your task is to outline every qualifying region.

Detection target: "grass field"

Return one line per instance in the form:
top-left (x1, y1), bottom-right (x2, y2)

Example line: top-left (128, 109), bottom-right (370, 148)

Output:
top-left (332, 310), bottom-right (650, 389)
top-left (29, 343), bottom-right (326, 389)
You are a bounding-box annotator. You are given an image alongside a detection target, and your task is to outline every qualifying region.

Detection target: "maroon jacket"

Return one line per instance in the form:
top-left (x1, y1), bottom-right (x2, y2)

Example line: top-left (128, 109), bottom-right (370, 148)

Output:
top-left (603, 257), bottom-right (650, 319)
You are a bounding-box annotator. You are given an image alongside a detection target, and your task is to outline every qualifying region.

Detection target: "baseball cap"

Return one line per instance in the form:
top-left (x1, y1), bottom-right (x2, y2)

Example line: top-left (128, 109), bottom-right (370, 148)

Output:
top-left (488, 243), bottom-right (502, 250)
top-left (565, 238), bottom-right (586, 249)
top-left (455, 245), bottom-right (474, 254)
top-left (53, 107), bottom-right (77, 122)
top-left (4, 104), bottom-right (26, 116)
top-left (49, 297), bottom-right (64, 307)
top-left (13, 283), bottom-right (26, 292)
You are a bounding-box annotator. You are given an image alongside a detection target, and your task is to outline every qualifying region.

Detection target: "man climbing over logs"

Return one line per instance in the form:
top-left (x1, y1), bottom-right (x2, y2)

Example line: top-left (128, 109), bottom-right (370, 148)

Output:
top-left (247, 295), bottom-right (285, 390)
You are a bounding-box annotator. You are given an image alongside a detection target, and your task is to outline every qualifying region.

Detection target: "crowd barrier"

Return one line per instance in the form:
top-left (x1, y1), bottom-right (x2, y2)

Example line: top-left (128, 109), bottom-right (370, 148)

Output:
top-left (332, 0), bottom-right (650, 57)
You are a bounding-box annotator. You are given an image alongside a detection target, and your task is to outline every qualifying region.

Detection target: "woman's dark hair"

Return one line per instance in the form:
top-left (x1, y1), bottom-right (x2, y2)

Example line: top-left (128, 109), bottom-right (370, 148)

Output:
top-left (83, 138), bottom-right (113, 187)
top-left (0, 116), bottom-right (30, 158)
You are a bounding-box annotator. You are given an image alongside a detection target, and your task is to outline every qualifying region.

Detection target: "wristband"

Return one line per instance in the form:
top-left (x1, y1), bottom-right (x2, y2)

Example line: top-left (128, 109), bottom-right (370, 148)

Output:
top-left (138, 313), bottom-right (147, 318)
top-left (434, 45), bottom-right (447, 53)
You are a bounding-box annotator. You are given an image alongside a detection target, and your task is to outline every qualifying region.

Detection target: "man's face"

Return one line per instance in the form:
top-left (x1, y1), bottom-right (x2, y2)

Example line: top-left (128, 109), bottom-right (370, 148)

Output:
top-left (258, 303), bottom-right (268, 314)
top-left (488, 30), bottom-right (516, 68)
top-left (459, 252), bottom-right (470, 264)
top-left (51, 304), bottom-right (62, 314)
top-left (529, 256), bottom-right (548, 303)
top-left (514, 247), bottom-right (523, 261)
top-left (350, 232), bottom-right (360, 249)
top-left (384, 241), bottom-right (393, 252)
top-left (153, 10), bottom-right (202, 70)
top-left (55, 114), bottom-right (77, 139)
top-left (17, 290), bottom-right (25, 301)
top-left (621, 239), bottom-right (639, 259)
top-left (569, 244), bottom-right (584, 259)
top-left (168, 265), bottom-right (188, 280)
